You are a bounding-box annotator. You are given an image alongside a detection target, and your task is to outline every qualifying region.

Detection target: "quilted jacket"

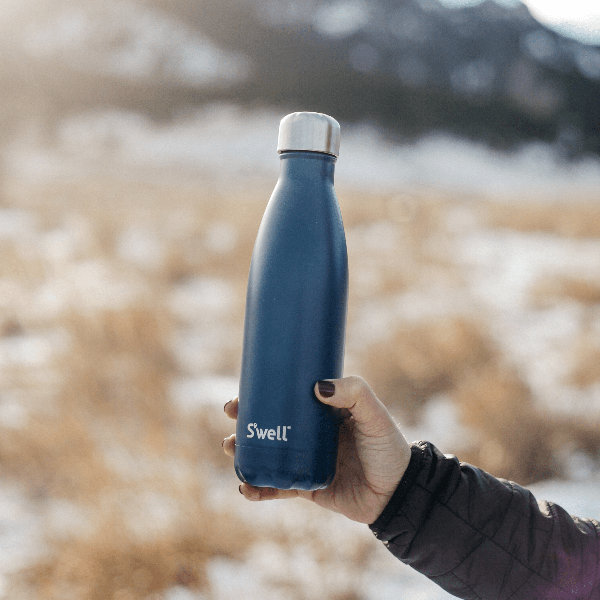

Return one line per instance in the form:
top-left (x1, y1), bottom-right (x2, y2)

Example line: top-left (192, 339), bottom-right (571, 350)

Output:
top-left (370, 441), bottom-right (600, 599)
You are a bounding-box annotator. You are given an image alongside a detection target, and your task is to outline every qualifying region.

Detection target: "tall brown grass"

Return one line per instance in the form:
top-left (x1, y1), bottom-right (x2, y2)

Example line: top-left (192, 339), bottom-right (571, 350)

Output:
top-left (453, 363), bottom-right (557, 483)
top-left (532, 275), bottom-right (600, 307)
top-left (482, 199), bottom-right (600, 239)
top-left (2, 175), bottom-right (599, 597)
top-left (362, 317), bottom-right (496, 424)
top-left (569, 339), bottom-right (600, 388)
top-left (3, 301), bottom-right (254, 598)
top-left (19, 507), bottom-right (252, 600)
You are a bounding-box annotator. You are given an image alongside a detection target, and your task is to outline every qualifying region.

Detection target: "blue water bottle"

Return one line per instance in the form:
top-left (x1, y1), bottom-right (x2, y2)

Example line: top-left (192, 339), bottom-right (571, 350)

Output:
top-left (235, 112), bottom-right (348, 490)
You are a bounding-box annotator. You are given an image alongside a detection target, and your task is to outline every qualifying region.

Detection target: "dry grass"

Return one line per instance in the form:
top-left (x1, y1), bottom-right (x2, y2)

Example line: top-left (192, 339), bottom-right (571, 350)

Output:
top-left (569, 339), bottom-right (600, 388)
top-left (482, 199), bottom-right (600, 239)
top-left (342, 190), bottom-right (454, 273)
top-left (531, 275), bottom-right (600, 307)
top-left (454, 362), bottom-right (600, 484)
top-left (0, 228), bottom-right (252, 597)
top-left (361, 316), bottom-right (600, 484)
top-left (2, 174), bottom-right (600, 596)
top-left (19, 501), bottom-right (252, 600)
top-left (0, 409), bottom-right (115, 500)
top-left (453, 363), bottom-right (557, 483)
top-left (555, 418), bottom-right (600, 458)
top-left (2, 298), bottom-right (255, 598)
top-left (362, 317), bottom-right (496, 423)
top-left (0, 244), bottom-right (46, 282)
top-left (59, 307), bottom-right (174, 427)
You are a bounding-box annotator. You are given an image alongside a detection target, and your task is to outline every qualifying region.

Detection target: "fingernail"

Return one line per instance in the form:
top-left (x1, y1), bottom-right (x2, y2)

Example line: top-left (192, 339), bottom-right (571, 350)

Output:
top-left (224, 400), bottom-right (233, 412)
top-left (318, 380), bottom-right (335, 398)
top-left (238, 484), bottom-right (243, 495)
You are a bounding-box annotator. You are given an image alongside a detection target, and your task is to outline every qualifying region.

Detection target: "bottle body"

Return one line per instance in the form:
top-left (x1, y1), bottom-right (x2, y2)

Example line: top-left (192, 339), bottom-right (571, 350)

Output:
top-left (235, 151), bottom-right (348, 490)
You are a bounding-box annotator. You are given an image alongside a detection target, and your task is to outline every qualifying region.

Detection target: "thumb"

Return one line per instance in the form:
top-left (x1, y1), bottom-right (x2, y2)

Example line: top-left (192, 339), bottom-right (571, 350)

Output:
top-left (314, 376), bottom-right (396, 435)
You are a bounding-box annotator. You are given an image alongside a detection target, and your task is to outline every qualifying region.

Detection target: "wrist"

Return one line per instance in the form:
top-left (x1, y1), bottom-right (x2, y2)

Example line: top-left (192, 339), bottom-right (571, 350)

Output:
top-left (369, 443), bottom-right (422, 529)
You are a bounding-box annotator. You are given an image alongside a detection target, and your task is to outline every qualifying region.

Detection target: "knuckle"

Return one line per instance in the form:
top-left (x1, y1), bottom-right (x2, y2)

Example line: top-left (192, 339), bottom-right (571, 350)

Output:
top-left (347, 375), bottom-right (372, 402)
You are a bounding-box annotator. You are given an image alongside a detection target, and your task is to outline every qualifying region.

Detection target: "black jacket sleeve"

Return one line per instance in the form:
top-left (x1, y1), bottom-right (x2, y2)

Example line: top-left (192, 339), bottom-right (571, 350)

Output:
top-left (369, 441), bottom-right (600, 600)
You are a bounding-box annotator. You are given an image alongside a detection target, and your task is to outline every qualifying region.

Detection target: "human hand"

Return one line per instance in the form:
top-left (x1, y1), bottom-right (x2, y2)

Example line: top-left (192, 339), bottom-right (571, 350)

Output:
top-left (223, 376), bottom-right (412, 524)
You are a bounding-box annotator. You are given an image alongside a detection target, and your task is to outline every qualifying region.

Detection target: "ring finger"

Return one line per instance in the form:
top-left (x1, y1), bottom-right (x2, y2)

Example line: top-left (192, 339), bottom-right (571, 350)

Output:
top-left (222, 433), bottom-right (236, 457)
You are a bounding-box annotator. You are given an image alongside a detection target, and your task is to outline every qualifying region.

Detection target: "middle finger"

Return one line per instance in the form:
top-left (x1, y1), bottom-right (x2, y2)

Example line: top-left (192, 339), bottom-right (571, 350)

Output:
top-left (224, 397), bottom-right (239, 420)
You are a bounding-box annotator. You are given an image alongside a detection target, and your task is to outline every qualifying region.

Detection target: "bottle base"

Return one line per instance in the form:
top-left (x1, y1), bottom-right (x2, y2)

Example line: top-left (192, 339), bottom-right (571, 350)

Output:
top-left (234, 444), bottom-right (337, 491)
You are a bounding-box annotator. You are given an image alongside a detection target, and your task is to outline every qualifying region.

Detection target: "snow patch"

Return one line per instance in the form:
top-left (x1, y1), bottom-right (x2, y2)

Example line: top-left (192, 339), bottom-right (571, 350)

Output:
top-left (530, 477), bottom-right (600, 521)
top-left (457, 230), bottom-right (600, 309)
top-left (403, 394), bottom-right (472, 449)
top-left (203, 222), bottom-right (238, 255)
top-left (0, 330), bottom-right (69, 368)
top-left (163, 587), bottom-right (206, 600)
top-left (32, 260), bottom-right (147, 316)
top-left (21, 0), bottom-right (249, 85)
top-left (0, 484), bottom-right (46, 576)
top-left (455, 228), bottom-right (600, 413)
top-left (0, 393), bottom-right (28, 429)
top-left (0, 209), bottom-right (37, 241)
top-left (314, 1), bottom-right (372, 37)
top-left (9, 106), bottom-right (600, 196)
top-left (170, 375), bottom-right (238, 413)
top-left (117, 227), bottom-right (166, 270)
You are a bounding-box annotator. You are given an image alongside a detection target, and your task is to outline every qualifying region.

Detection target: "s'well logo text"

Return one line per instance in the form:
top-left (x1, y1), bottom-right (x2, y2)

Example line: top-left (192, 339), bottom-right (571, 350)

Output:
top-left (247, 423), bottom-right (292, 441)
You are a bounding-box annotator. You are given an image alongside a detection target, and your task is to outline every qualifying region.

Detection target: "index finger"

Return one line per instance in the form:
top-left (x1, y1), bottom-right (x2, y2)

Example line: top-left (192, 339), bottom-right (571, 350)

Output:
top-left (224, 397), bottom-right (239, 420)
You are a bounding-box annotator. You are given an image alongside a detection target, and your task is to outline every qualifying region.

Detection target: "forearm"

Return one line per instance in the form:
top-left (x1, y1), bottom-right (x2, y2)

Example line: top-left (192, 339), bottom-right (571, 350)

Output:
top-left (370, 442), bottom-right (600, 600)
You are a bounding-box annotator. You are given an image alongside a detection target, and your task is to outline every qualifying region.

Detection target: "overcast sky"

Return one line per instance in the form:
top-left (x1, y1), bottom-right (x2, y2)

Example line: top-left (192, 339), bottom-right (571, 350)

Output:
top-left (440, 0), bottom-right (600, 44)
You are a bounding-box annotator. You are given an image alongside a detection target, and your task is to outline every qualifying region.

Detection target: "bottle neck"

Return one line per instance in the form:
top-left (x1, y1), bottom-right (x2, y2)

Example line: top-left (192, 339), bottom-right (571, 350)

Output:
top-left (278, 151), bottom-right (336, 185)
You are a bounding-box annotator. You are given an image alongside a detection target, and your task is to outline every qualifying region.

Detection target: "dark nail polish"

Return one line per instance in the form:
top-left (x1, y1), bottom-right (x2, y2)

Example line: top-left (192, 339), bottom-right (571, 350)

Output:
top-left (224, 400), bottom-right (233, 412)
top-left (318, 380), bottom-right (335, 398)
top-left (238, 484), bottom-right (243, 495)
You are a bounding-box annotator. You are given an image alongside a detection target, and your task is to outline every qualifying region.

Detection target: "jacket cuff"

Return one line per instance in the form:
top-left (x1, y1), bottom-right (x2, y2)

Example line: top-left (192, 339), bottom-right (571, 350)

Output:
top-left (369, 442), bottom-right (426, 535)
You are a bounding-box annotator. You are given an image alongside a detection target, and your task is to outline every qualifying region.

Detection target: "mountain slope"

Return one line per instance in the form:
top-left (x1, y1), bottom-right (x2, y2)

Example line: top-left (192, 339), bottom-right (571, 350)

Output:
top-left (3, 0), bottom-right (600, 155)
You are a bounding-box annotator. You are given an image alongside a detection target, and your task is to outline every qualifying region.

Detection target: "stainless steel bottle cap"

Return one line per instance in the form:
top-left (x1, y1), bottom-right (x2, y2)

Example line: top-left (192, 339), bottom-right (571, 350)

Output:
top-left (277, 112), bottom-right (340, 157)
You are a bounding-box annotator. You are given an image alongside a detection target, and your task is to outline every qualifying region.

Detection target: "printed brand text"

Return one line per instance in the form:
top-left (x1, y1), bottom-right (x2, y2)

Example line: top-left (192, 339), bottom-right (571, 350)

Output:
top-left (247, 423), bottom-right (292, 441)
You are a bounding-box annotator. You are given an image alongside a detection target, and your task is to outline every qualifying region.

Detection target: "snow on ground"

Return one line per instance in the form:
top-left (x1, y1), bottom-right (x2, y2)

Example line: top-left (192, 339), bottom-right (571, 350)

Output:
top-left (7, 105), bottom-right (600, 197)
top-left (202, 469), bottom-right (600, 600)
top-left (0, 330), bottom-right (67, 370)
top-left (0, 209), bottom-right (37, 243)
top-left (531, 476), bottom-right (600, 521)
top-left (457, 229), bottom-right (600, 310)
top-left (2, 107), bottom-right (600, 598)
top-left (201, 485), bottom-right (459, 600)
top-left (170, 375), bottom-right (238, 413)
top-left (346, 213), bottom-right (600, 420)
top-left (168, 275), bottom-right (240, 378)
top-left (0, 484), bottom-right (46, 598)
top-left (17, 0), bottom-right (249, 85)
top-left (454, 227), bottom-right (600, 415)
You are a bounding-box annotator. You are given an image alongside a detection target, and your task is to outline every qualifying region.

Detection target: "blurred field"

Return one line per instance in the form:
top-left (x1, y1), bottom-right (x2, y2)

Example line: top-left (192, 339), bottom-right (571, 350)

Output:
top-left (1, 173), bottom-right (599, 599)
